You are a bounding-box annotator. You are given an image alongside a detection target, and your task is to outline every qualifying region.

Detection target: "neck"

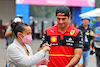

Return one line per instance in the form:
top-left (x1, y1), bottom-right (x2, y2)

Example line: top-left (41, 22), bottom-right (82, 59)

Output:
top-left (58, 24), bottom-right (69, 34)
top-left (16, 38), bottom-right (25, 47)
top-left (83, 24), bottom-right (88, 29)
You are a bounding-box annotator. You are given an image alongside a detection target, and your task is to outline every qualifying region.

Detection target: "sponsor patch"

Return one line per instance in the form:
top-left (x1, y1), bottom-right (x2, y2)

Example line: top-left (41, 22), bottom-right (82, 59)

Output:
top-left (66, 37), bottom-right (74, 43)
top-left (70, 30), bottom-right (75, 35)
top-left (50, 36), bottom-right (57, 43)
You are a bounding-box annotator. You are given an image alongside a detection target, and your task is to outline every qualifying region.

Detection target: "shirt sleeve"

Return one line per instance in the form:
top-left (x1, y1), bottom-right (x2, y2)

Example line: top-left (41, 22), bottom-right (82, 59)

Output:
top-left (7, 45), bottom-right (46, 67)
top-left (6, 26), bottom-right (11, 32)
top-left (76, 25), bottom-right (80, 29)
top-left (74, 31), bottom-right (83, 49)
top-left (40, 31), bottom-right (48, 47)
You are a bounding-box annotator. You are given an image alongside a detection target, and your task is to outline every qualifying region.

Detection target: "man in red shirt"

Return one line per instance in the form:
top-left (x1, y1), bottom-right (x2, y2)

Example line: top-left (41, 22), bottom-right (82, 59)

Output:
top-left (38, 6), bottom-right (83, 67)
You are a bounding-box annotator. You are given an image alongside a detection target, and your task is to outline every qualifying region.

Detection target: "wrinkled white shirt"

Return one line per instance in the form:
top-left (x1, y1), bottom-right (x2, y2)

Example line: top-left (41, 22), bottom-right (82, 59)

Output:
top-left (7, 39), bottom-right (46, 67)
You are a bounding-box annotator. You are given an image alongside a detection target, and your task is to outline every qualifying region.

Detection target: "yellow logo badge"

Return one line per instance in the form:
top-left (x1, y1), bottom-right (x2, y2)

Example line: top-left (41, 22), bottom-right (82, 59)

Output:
top-left (70, 30), bottom-right (75, 35)
top-left (50, 36), bottom-right (57, 43)
top-left (85, 32), bottom-right (89, 35)
top-left (52, 37), bottom-right (56, 42)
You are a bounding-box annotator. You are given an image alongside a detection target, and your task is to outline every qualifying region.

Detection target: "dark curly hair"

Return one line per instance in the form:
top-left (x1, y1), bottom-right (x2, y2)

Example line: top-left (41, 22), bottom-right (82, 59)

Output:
top-left (56, 6), bottom-right (71, 17)
top-left (11, 22), bottom-right (28, 37)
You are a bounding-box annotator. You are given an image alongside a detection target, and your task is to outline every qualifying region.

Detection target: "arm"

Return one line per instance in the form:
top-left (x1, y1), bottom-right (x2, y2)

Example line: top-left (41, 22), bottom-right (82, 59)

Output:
top-left (5, 30), bottom-right (13, 37)
top-left (38, 47), bottom-right (42, 51)
top-left (65, 48), bottom-right (82, 67)
top-left (65, 31), bottom-right (83, 67)
top-left (5, 26), bottom-right (13, 37)
top-left (38, 31), bottom-right (48, 51)
top-left (7, 45), bottom-right (47, 67)
top-left (90, 30), bottom-right (95, 40)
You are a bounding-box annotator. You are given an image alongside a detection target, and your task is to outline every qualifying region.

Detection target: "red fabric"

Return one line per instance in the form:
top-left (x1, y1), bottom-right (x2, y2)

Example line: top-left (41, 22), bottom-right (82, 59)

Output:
top-left (46, 24), bottom-right (80, 67)
top-left (48, 46), bottom-right (74, 67)
top-left (57, 13), bottom-right (64, 16)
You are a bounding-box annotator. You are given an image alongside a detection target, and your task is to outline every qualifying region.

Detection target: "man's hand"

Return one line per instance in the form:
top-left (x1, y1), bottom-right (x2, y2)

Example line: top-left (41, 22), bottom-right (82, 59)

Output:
top-left (90, 30), bottom-right (95, 39)
top-left (90, 30), bottom-right (95, 36)
top-left (65, 48), bottom-right (82, 67)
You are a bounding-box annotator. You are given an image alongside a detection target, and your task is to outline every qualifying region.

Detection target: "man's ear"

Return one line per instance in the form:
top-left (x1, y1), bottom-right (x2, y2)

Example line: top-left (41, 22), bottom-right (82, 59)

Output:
top-left (68, 16), bottom-right (71, 20)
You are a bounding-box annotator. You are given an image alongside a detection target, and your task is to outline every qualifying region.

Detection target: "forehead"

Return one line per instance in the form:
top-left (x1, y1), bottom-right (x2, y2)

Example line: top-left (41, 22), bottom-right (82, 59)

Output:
top-left (56, 16), bottom-right (68, 18)
top-left (82, 19), bottom-right (90, 21)
top-left (23, 26), bottom-right (31, 32)
top-left (57, 13), bottom-right (65, 16)
top-left (56, 13), bottom-right (68, 18)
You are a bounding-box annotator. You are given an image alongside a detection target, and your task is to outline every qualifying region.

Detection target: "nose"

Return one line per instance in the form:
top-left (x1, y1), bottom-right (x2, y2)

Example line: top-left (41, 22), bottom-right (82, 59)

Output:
top-left (59, 19), bottom-right (63, 23)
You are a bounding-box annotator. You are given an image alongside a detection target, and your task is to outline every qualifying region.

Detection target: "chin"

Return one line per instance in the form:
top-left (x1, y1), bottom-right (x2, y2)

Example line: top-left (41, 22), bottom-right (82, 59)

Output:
top-left (60, 26), bottom-right (65, 28)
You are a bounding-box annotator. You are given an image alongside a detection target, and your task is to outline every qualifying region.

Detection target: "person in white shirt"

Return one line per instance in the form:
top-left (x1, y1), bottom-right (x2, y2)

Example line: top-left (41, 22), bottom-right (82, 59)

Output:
top-left (7, 22), bottom-right (50, 67)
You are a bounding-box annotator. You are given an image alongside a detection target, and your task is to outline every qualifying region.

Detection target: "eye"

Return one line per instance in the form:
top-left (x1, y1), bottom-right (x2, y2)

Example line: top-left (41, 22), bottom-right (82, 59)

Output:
top-left (57, 18), bottom-right (60, 20)
top-left (27, 32), bottom-right (32, 35)
top-left (27, 33), bottom-right (30, 35)
top-left (62, 18), bottom-right (66, 20)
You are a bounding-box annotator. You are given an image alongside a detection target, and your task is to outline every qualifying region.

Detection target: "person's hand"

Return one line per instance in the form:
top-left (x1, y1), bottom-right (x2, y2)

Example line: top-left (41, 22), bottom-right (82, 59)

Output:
top-left (65, 65), bottom-right (72, 67)
top-left (43, 58), bottom-right (49, 65)
top-left (36, 58), bottom-right (49, 66)
top-left (65, 65), bottom-right (70, 67)
top-left (42, 43), bottom-right (50, 52)
top-left (42, 43), bottom-right (50, 48)
top-left (90, 30), bottom-right (95, 37)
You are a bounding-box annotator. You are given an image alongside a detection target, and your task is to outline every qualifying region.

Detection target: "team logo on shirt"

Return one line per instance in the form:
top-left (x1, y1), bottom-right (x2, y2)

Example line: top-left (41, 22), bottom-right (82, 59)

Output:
top-left (66, 37), bottom-right (74, 43)
top-left (50, 36), bottom-right (57, 43)
top-left (70, 30), bottom-right (75, 35)
top-left (66, 37), bottom-right (74, 46)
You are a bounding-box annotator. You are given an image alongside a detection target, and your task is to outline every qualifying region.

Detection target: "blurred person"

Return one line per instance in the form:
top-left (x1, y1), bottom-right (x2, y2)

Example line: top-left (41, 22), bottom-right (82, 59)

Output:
top-left (76, 15), bottom-right (95, 67)
top-left (16, 14), bottom-right (23, 22)
top-left (71, 23), bottom-right (76, 27)
top-left (38, 6), bottom-right (83, 67)
top-left (4, 23), bottom-right (9, 48)
top-left (90, 40), bottom-right (95, 55)
top-left (5, 17), bottom-right (22, 46)
top-left (34, 24), bottom-right (38, 39)
top-left (0, 23), bottom-right (9, 48)
top-left (93, 26), bottom-right (100, 67)
top-left (7, 22), bottom-right (50, 67)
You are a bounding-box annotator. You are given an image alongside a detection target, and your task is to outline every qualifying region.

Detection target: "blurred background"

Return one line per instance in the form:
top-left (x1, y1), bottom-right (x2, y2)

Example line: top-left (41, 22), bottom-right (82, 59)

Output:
top-left (0, 0), bottom-right (100, 39)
